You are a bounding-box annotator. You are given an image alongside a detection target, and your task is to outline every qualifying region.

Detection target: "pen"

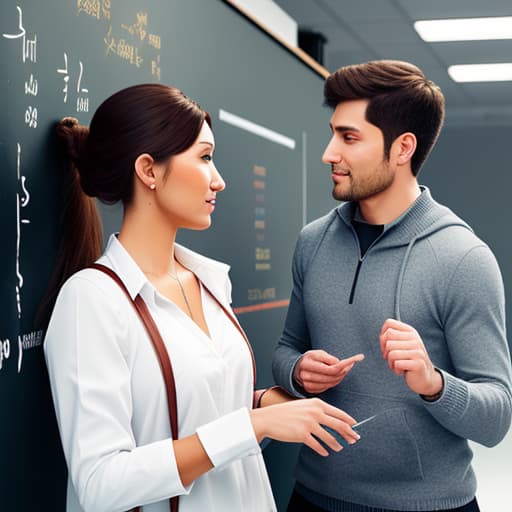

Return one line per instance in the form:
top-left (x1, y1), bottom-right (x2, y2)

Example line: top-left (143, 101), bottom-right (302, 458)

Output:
top-left (321, 414), bottom-right (377, 447)
top-left (352, 414), bottom-right (377, 429)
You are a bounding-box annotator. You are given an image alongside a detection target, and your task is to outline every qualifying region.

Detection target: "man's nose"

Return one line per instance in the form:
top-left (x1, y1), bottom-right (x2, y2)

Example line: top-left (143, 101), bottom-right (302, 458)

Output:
top-left (322, 136), bottom-right (341, 164)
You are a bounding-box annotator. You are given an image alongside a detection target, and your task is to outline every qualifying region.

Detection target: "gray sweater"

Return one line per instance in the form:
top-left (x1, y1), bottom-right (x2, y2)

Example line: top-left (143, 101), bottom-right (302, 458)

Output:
top-left (272, 187), bottom-right (512, 511)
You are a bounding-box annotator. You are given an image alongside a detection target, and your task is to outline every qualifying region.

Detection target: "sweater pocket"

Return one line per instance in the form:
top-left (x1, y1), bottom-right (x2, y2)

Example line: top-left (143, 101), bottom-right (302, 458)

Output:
top-left (339, 407), bottom-right (424, 483)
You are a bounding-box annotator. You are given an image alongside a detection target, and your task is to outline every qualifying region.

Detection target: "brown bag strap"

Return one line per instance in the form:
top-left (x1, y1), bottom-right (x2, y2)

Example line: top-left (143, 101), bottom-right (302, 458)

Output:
top-left (201, 284), bottom-right (257, 387)
top-left (89, 263), bottom-right (178, 512)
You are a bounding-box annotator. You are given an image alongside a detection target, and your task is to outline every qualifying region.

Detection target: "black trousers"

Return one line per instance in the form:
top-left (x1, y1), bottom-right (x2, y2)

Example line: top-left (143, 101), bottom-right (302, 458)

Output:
top-left (287, 489), bottom-right (480, 512)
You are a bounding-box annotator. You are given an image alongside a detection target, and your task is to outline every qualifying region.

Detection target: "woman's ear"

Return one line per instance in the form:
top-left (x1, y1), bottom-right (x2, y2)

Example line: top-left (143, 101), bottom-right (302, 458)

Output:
top-left (134, 153), bottom-right (157, 190)
top-left (393, 132), bottom-right (417, 166)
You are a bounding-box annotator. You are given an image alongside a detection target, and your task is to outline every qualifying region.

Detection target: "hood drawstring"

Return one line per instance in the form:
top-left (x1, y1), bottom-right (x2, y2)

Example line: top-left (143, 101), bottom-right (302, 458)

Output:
top-left (394, 235), bottom-right (420, 322)
top-left (394, 221), bottom-right (471, 322)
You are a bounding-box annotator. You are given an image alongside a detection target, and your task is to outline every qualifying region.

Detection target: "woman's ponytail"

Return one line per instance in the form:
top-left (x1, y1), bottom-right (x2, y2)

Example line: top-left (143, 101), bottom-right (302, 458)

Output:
top-left (37, 117), bottom-right (103, 327)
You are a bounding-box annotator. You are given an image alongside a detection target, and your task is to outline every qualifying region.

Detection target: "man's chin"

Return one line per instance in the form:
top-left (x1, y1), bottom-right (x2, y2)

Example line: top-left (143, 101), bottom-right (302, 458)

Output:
top-left (332, 187), bottom-right (352, 202)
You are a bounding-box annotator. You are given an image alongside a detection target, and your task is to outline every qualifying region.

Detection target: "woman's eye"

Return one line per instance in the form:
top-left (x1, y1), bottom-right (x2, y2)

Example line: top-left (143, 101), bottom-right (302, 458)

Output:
top-left (202, 154), bottom-right (212, 162)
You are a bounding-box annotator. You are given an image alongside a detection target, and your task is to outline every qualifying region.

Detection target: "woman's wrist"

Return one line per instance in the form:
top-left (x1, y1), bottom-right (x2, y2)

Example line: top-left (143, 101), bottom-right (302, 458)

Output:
top-left (253, 385), bottom-right (295, 409)
top-left (249, 407), bottom-right (267, 442)
top-left (254, 386), bottom-right (279, 408)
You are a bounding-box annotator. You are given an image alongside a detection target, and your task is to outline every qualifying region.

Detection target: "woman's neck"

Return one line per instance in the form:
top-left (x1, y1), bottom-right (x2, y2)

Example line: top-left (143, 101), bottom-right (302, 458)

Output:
top-left (118, 206), bottom-right (179, 276)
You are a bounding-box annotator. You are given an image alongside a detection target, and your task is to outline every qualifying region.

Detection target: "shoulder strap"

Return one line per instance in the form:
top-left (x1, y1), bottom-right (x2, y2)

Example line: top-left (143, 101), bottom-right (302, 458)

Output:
top-left (89, 263), bottom-right (178, 512)
top-left (201, 284), bottom-right (256, 386)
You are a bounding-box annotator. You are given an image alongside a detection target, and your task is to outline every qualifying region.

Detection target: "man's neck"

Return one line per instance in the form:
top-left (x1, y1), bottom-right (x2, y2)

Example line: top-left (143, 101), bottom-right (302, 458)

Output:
top-left (358, 180), bottom-right (421, 225)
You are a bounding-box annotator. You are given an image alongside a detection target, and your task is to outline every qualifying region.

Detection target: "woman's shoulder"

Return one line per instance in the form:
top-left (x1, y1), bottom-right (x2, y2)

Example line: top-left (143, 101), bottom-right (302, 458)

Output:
top-left (52, 266), bottom-right (133, 320)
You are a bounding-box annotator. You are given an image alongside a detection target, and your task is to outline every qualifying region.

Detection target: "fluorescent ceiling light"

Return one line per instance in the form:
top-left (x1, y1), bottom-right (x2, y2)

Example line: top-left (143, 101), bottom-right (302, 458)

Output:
top-left (414, 17), bottom-right (512, 42)
top-left (448, 63), bottom-right (512, 82)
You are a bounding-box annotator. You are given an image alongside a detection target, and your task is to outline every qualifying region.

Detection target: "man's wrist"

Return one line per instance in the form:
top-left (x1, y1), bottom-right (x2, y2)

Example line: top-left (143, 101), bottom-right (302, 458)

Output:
top-left (420, 369), bottom-right (444, 402)
top-left (292, 356), bottom-right (304, 387)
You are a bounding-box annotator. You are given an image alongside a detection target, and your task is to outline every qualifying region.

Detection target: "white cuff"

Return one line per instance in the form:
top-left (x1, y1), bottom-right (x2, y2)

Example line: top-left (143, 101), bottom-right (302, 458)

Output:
top-left (196, 408), bottom-right (260, 468)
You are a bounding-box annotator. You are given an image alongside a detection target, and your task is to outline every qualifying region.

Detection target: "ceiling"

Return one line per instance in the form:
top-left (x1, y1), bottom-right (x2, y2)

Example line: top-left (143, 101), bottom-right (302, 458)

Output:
top-left (273, 0), bottom-right (512, 127)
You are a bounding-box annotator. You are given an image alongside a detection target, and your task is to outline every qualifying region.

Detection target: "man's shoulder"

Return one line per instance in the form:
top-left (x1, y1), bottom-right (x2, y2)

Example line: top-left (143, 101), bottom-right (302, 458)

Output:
top-left (300, 205), bottom-right (347, 240)
top-left (421, 222), bottom-right (502, 284)
top-left (416, 194), bottom-right (489, 256)
top-left (427, 221), bottom-right (488, 255)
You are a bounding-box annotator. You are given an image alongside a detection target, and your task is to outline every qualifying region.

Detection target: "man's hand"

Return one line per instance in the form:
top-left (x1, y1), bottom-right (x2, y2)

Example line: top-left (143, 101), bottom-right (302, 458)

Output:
top-left (293, 350), bottom-right (364, 394)
top-left (379, 318), bottom-right (443, 397)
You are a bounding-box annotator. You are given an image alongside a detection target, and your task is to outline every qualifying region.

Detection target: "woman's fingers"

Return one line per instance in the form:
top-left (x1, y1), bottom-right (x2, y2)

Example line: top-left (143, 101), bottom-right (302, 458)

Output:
top-left (251, 397), bottom-right (362, 455)
top-left (322, 401), bottom-right (357, 425)
top-left (304, 434), bottom-right (329, 457)
top-left (306, 399), bottom-right (360, 449)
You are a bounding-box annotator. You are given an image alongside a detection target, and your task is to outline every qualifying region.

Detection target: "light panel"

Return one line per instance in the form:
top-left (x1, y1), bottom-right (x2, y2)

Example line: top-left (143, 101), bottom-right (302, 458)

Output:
top-left (414, 17), bottom-right (512, 42)
top-left (448, 63), bottom-right (512, 82)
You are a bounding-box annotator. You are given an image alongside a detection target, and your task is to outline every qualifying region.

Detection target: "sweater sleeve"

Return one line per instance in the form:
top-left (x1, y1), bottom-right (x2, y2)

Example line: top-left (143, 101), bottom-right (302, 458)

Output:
top-left (272, 234), bottom-right (313, 397)
top-left (423, 245), bottom-right (512, 447)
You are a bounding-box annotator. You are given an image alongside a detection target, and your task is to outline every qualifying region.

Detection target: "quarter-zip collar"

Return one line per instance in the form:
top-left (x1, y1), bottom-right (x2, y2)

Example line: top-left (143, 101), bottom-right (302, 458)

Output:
top-left (336, 186), bottom-right (473, 312)
top-left (335, 186), bottom-right (471, 249)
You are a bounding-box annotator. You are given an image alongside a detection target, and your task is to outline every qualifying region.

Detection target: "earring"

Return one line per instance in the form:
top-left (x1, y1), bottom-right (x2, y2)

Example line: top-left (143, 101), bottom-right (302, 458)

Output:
top-left (149, 183), bottom-right (156, 190)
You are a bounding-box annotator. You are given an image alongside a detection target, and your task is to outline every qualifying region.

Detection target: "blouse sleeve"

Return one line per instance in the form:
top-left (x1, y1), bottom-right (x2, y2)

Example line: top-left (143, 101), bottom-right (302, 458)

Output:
top-left (44, 274), bottom-right (190, 512)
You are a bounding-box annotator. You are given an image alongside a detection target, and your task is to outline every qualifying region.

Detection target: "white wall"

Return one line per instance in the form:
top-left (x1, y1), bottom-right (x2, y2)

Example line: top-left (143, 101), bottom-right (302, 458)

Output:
top-left (471, 430), bottom-right (512, 511)
top-left (232, 0), bottom-right (297, 46)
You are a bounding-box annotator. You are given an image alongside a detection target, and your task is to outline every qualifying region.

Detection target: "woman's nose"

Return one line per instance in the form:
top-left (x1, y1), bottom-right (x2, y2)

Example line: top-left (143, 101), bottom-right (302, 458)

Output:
top-left (211, 166), bottom-right (226, 191)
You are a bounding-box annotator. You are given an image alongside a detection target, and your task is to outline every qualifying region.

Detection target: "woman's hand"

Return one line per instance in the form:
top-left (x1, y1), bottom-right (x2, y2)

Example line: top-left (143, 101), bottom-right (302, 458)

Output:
top-left (250, 397), bottom-right (360, 456)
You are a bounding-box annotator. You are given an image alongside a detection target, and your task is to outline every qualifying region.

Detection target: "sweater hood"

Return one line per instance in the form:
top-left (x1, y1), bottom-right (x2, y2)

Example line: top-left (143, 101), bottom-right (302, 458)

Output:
top-left (335, 186), bottom-right (473, 320)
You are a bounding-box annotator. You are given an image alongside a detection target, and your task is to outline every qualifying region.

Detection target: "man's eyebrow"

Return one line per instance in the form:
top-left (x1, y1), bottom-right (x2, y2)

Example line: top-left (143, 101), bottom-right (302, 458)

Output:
top-left (330, 124), bottom-right (361, 133)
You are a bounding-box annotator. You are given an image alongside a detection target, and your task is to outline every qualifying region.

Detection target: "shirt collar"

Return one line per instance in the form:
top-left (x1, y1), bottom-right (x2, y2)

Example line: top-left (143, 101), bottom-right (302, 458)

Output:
top-left (99, 234), bottom-right (232, 307)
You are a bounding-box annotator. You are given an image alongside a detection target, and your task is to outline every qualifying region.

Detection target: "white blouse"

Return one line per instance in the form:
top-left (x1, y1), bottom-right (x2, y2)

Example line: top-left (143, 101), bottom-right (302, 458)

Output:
top-left (44, 235), bottom-right (277, 512)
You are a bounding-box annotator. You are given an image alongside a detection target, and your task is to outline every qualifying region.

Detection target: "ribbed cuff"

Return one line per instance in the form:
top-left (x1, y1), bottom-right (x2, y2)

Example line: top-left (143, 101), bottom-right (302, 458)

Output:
top-left (196, 407), bottom-right (260, 468)
top-left (422, 368), bottom-right (469, 418)
top-left (289, 354), bottom-right (309, 398)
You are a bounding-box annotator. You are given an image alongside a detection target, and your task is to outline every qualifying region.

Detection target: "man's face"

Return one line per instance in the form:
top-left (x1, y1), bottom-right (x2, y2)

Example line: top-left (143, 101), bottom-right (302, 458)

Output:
top-left (322, 99), bottom-right (395, 202)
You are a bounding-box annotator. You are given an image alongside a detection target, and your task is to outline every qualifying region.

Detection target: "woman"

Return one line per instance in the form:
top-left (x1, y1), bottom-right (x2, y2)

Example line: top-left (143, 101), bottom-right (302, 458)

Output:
top-left (43, 84), bottom-right (360, 512)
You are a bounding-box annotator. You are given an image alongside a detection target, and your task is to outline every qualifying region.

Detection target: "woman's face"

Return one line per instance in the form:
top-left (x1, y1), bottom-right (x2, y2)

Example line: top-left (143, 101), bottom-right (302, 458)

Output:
top-left (155, 120), bottom-right (225, 230)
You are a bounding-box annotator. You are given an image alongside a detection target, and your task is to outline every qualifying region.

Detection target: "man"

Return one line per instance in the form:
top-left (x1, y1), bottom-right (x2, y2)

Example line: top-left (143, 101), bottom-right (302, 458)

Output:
top-left (272, 60), bottom-right (512, 512)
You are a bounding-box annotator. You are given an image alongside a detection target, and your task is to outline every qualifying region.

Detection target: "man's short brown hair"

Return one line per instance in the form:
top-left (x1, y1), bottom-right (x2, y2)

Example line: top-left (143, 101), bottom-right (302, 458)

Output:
top-left (324, 60), bottom-right (445, 176)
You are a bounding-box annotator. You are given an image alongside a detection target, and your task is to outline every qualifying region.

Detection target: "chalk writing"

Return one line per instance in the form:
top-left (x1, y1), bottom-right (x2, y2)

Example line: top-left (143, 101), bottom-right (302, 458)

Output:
top-left (17, 330), bottom-right (44, 374)
top-left (24, 106), bottom-right (37, 128)
top-left (148, 33), bottom-right (161, 49)
top-left (15, 143), bottom-right (31, 320)
top-left (104, 26), bottom-right (143, 67)
top-left (24, 73), bottom-right (38, 96)
top-left (2, 6), bottom-right (37, 63)
top-left (253, 166), bottom-right (271, 270)
top-left (99, 9), bottom-right (161, 78)
top-left (0, 339), bottom-right (11, 371)
top-left (77, 0), bottom-right (111, 20)
top-left (121, 11), bottom-right (147, 41)
top-left (76, 61), bottom-right (89, 112)
top-left (56, 54), bottom-right (90, 111)
top-left (3, 6), bottom-right (39, 129)
top-left (57, 52), bottom-right (70, 103)
top-left (248, 288), bottom-right (276, 301)
top-left (151, 54), bottom-right (161, 81)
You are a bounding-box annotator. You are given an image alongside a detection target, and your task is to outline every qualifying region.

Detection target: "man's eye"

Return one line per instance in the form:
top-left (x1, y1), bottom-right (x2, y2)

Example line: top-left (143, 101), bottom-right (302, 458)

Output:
top-left (344, 134), bottom-right (356, 142)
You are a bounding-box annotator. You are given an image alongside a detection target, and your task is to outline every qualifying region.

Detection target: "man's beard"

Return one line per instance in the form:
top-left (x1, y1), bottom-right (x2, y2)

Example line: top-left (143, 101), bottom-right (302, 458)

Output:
top-left (332, 162), bottom-right (394, 202)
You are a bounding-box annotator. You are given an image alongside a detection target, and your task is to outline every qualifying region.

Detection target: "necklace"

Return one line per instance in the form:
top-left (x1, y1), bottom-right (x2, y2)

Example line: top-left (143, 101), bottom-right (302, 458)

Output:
top-left (143, 266), bottom-right (194, 320)
top-left (168, 269), bottom-right (194, 320)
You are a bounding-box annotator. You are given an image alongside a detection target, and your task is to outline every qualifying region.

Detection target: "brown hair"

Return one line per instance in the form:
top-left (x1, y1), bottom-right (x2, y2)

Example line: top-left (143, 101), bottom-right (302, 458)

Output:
top-left (38, 84), bottom-right (209, 326)
top-left (324, 60), bottom-right (445, 176)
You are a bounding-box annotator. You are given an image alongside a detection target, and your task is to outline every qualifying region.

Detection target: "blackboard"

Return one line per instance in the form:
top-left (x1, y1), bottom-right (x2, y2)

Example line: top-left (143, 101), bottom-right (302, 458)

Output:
top-left (0, 1), bottom-right (335, 510)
